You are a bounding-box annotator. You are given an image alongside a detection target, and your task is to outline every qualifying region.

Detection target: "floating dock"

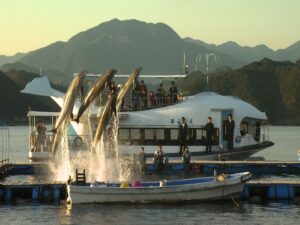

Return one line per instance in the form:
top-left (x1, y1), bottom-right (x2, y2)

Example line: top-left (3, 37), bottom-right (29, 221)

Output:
top-left (147, 160), bottom-right (300, 175)
top-left (0, 161), bottom-right (300, 203)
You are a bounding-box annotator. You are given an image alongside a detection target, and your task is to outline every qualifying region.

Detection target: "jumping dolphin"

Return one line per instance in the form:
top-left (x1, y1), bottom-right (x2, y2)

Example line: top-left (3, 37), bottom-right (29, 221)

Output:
top-left (116, 67), bottom-right (142, 110)
top-left (51, 71), bottom-right (87, 157)
top-left (73, 69), bottom-right (117, 123)
top-left (91, 91), bottom-right (117, 153)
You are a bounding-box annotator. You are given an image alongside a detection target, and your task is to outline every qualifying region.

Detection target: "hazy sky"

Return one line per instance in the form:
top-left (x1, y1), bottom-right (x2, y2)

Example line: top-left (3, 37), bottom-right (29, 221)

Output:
top-left (1, 0), bottom-right (299, 55)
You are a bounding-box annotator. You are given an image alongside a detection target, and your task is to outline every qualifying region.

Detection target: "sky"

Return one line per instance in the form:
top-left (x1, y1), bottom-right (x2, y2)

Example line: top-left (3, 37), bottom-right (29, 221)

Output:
top-left (0, 0), bottom-right (299, 55)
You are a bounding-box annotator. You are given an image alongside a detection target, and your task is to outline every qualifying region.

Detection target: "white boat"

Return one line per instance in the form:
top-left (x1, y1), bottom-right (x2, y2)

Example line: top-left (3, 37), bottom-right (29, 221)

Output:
top-left (21, 72), bottom-right (273, 161)
top-left (69, 172), bottom-right (252, 204)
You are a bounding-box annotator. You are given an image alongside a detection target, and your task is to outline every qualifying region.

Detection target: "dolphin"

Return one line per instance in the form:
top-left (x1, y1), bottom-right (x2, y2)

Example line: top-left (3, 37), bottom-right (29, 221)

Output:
top-left (73, 69), bottom-right (117, 123)
top-left (116, 67), bottom-right (142, 110)
top-left (51, 71), bottom-right (87, 157)
top-left (91, 91), bottom-right (117, 153)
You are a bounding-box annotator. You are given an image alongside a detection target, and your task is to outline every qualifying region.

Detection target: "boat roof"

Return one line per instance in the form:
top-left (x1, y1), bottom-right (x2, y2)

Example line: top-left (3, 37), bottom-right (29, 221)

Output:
top-left (27, 111), bottom-right (60, 117)
top-left (120, 92), bottom-right (267, 127)
top-left (27, 92), bottom-right (267, 126)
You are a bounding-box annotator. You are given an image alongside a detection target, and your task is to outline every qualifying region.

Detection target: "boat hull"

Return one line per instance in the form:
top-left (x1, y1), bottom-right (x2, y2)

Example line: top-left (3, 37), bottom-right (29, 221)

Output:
top-left (70, 172), bottom-right (251, 204)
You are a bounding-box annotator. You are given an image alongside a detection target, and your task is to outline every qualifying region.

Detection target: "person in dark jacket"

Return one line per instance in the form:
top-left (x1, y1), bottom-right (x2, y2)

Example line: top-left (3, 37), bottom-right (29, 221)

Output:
top-left (169, 81), bottom-right (178, 104)
top-left (182, 146), bottom-right (191, 173)
top-left (179, 117), bottom-right (188, 154)
top-left (153, 145), bottom-right (165, 172)
top-left (225, 114), bottom-right (235, 151)
top-left (204, 116), bottom-right (214, 153)
top-left (139, 80), bottom-right (148, 108)
top-left (132, 81), bottom-right (140, 110)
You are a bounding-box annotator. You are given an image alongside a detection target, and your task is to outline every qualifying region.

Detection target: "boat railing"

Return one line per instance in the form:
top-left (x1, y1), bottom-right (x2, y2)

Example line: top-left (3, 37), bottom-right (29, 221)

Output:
top-left (98, 90), bottom-right (183, 112)
top-left (0, 125), bottom-right (9, 165)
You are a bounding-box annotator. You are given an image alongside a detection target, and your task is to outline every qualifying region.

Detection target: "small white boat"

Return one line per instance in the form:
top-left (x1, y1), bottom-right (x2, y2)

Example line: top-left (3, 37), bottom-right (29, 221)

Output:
top-left (69, 172), bottom-right (251, 204)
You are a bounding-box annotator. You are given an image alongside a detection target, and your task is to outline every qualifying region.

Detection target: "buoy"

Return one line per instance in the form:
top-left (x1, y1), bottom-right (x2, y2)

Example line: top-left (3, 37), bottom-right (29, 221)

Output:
top-left (132, 181), bottom-right (142, 188)
top-left (5, 188), bottom-right (12, 201)
top-left (42, 187), bottom-right (52, 202)
top-left (53, 187), bottom-right (60, 202)
top-left (120, 182), bottom-right (129, 188)
top-left (32, 187), bottom-right (40, 201)
top-left (0, 189), bottom-right (4, 200)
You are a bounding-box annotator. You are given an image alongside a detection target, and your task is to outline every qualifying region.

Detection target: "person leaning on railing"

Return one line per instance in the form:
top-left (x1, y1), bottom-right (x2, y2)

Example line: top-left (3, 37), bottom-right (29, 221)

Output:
top-left (149, 91), bottom-right (157, 107)
top-left (139, 80), bottom-right (148, 108)
top-left (156, 83), bottom-right (166, 105)
top-left (132, 81), bottom-right (141, 110)
top-left (169, 81), bottom-right (178, 104)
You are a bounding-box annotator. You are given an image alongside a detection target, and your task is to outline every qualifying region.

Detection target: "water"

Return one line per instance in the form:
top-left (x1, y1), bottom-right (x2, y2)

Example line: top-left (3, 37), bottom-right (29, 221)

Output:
top-left (1, 126), bottom-right (300, 225)
top-left (0, 202), bottom-right (299, 225)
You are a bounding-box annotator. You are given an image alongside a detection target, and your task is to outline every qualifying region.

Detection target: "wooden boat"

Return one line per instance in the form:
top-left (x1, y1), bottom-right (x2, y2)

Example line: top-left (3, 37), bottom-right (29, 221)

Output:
top-left (69, 172), bottom-right (251, 204)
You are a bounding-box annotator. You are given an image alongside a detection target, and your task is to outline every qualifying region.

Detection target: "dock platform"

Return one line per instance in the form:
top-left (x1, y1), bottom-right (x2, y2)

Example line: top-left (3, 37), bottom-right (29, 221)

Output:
top-left (147, 160), bottom-right (300, 175)
top-left (0, 161), bottom-right (300, 203)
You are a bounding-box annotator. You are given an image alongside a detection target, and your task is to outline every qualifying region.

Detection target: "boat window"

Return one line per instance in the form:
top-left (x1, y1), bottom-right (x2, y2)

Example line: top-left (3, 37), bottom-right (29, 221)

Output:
top-left (145, 129), bottom-right (155, 140)
top-left (170, 129), bottom-right (178, 140)
top-left (156, 129), bottom-right (165, 140)
top-left (196, 129), bottom-right (204, 141)
top-left (240, 118), bottom-right (262, 142)
top-left (131, 129), bottom-right (140, 140)
top-left (119, 129), bottom-right (130, 140)
top-left (240, 122), bottom-right (248, 136)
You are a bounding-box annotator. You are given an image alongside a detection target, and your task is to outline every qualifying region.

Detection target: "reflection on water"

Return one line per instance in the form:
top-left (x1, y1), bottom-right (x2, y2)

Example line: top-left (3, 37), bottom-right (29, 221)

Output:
top-left (0, 202), bottom-right (300, 225)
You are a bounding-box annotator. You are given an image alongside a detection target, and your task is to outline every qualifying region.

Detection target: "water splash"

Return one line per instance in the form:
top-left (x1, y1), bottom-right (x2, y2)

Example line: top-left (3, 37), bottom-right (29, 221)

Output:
top-left (48, 102), bottom-right (138, 184)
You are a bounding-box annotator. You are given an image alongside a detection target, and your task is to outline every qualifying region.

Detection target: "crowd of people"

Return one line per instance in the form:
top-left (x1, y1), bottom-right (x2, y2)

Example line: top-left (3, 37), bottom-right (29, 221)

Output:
top-left (132, 80), bottom-right (178, 110)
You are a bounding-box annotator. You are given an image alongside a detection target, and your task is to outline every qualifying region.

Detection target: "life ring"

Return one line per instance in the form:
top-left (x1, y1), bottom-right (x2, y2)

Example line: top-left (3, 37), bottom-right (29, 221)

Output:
top-left (74, 136), bottom-right (83, 147)
top-left (235, 135), bottom-right (242, 143)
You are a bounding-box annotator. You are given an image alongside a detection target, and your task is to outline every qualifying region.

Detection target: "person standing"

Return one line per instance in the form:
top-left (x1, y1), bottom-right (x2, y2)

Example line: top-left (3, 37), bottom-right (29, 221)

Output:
top-left (204, 116), bottom-right (215, 153)
top-left (153, 145), bottom-right (165, 172)
top-left (36, 120), bottom-right (47, 151)
top-left (139, 80), bottom-right (148, 108)
top-left (169, 81), bottom-right (178, 104)
top-left (182, 146), bottom-right (191, 173)
top-left (132, 81), bottom-right (140, 110)
top-left (138, 147), bottom-right (147, 173)
top-left (179, 117), bottom-right (188, 154)
top-left (156, 83), bottom-right (166, 105)
top-left (225, 114), bottom-right (235, 151)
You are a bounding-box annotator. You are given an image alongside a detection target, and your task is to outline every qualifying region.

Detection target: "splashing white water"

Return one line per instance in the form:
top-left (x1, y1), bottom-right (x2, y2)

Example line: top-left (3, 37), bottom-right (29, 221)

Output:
top-left (49, 105), bottom-right (139, 184)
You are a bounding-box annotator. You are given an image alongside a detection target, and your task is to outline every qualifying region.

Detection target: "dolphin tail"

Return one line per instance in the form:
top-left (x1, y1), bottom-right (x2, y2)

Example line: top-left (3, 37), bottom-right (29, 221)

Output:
top-left (73, 117), bottom-right (80, 124)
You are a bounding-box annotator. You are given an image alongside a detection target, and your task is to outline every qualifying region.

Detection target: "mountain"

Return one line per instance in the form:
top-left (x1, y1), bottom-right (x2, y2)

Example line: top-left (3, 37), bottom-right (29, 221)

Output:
top-left (276, 40), bottom-right (300, 62)
top-left (0, 70), bottom-right (60, 123)
top-left (1, 62), bottom-right (68, 85)
top-left (184, 37), bottom-right (300, 66)
top-left (17, 19), bottom-right (243, 82)
top-left (182, 58), bottom-right (300, 124)
top-left (0, 53), bottom-right (26, 67)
